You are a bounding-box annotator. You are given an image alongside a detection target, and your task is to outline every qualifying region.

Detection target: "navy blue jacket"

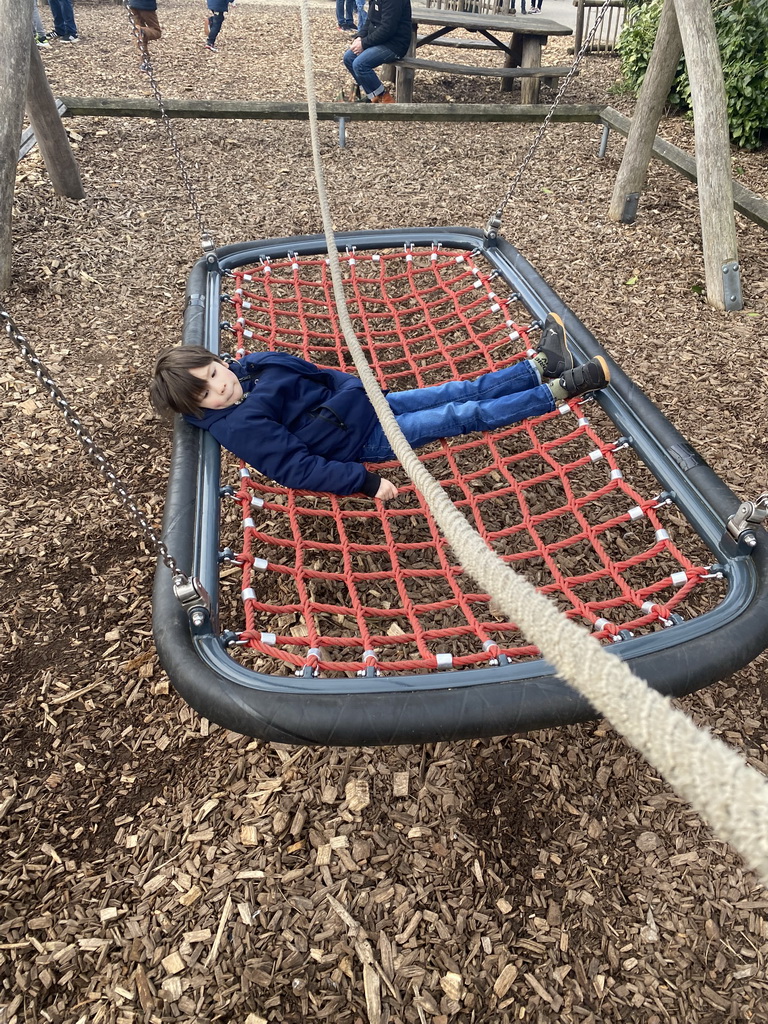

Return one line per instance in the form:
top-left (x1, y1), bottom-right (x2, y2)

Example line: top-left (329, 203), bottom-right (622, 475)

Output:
top-left (129, 0), bottom-right (157, 10)
top-left (184, 352), bottom-right (383, 497)
top-left (359, 0), bottom-right (413, 57)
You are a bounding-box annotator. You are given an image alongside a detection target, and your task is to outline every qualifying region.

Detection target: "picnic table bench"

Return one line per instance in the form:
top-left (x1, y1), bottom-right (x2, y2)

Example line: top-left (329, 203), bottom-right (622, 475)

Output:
top-left (391, 5), bottom-right (574, 104)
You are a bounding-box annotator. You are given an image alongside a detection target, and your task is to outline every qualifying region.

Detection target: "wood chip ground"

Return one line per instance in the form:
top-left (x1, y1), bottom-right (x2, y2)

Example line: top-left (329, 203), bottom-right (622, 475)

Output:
top-left (2, 1), bottom-right (767, 1022)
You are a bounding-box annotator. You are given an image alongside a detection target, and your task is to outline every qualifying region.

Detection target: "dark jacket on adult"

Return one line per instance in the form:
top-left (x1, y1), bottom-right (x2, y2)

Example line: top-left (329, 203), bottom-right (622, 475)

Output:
top-left (184, 352), bottom-right (383, 497)
top-left (359, 0), bottom-right (413, 57)
top-left (128, 0), bottom-right (158, 10)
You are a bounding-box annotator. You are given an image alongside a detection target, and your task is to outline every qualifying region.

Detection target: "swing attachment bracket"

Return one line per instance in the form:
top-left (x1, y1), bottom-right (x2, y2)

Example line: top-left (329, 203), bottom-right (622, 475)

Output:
top-left (725, 493), bottom-right (768, 554)
top-left (173, 574), bottom-right (213, 634)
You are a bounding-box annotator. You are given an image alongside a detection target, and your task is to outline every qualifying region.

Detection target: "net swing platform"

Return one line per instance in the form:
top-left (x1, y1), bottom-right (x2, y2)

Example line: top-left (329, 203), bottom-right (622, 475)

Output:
top-left (153, 226), bottom-right (768, 746)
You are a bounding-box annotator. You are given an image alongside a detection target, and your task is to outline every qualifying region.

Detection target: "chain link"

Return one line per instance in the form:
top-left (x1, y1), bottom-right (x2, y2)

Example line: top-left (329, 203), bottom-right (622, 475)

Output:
top-left (486, 0), bottom-right (617, 235)
top-left (1, 308), bottom-right (185, 581)
top-left (124, 3), bottom-right (215, 251)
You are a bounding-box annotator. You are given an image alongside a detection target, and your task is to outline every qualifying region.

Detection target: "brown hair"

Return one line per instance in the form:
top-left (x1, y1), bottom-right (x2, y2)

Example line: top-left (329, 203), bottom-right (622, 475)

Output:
top-left (149, 345), bottom-right (226, 419)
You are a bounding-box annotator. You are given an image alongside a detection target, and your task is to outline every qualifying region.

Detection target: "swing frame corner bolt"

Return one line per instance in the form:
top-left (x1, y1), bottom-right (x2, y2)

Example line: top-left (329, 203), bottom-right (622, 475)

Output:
top-left (484, 214), bottom-right (503, 244)
top-left (202, 234), bottom-right (220, 269)
top-left (725, 494), bottom-right (768, 555)
top-left (173, 574), bottom-right (214, 633)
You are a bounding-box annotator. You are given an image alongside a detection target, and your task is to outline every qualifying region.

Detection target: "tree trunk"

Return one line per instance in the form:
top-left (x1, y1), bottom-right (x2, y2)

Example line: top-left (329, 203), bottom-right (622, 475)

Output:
top-left (0, 0), bottom-right (35, 292)
top-left (671, 0), bottom-right (739, 309)
top-left (27, 39), bottom-right (84, 199)
top-left (608, 0), bottom-right (682, 223)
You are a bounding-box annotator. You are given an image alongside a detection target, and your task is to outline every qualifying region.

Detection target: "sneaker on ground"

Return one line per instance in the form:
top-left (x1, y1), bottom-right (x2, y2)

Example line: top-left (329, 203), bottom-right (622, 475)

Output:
top-left (205, 42), bottom-right (218, 52)
top-left (558, 357), bottom-right (610, 399)
top-left (61, 35), bottom-right (79, 42)
top-left (536, 311), bottom-right (574, 379)
top-left (36, 37), bottom-right (50, 47)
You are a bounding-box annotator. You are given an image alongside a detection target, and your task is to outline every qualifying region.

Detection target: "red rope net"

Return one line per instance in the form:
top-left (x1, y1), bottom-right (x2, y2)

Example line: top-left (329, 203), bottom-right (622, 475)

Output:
top-left (216, 245), bottom-right (719, 676)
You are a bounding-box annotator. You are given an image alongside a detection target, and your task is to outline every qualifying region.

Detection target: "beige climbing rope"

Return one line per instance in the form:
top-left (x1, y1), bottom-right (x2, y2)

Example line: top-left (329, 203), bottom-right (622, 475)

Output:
top-left (297, 0), bottom-right (768, 885)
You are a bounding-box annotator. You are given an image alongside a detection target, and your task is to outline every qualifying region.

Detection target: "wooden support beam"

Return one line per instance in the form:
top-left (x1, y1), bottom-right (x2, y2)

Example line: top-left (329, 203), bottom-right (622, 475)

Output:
top-left (671, 0), bottom-right (739, 309)
top-left (608, 0), bottom-right (682, 225)
top-left (57, 96), bottom-right (603, 124)
top-left (608, 0), bottom-right (741, 309)
top-left (0, 0), bottom-right (34, 292)
top-left (602, 108), bottom-right (768, 231)
top-left (26, 41), bottom-right (84, 199)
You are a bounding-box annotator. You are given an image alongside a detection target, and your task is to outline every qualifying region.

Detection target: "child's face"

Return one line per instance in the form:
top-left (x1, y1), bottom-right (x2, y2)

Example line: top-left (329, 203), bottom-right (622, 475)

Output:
top-left (190, 360), bottom-right (244, 410)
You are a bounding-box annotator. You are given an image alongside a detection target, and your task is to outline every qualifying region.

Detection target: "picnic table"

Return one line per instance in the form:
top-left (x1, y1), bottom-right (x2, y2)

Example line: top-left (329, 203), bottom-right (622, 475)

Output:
top-left (393, 5), bottom-right (574, 103)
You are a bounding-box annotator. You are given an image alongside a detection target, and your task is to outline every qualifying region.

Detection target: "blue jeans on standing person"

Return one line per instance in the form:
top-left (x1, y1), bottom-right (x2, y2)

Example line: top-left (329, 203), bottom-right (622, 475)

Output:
top-left (207, 11), bottom-right (225, 44)
top-left (355, 0), bottom-right (367, 30)
top-left (336, 0), bottom-right (355, 29)
top-left (359, 360), bottom-right (554, 462)
top-left (343, 42), bottom-right (400, 98)
top-left (48, 0), bottom-right (77, 38)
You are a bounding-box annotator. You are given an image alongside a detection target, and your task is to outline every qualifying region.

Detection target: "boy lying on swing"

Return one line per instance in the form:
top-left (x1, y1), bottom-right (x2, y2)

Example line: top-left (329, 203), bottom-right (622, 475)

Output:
top-left (150, 314), bottom-right (609, 502)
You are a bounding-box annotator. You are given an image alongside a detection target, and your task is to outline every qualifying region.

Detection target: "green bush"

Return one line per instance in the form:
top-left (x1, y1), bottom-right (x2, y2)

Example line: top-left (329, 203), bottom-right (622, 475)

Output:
top-left (617, 0), bottom-right (768, 149)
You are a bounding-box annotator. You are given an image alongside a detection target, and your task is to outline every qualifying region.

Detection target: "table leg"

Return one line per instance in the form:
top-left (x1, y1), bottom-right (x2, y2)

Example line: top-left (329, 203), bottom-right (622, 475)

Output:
top-left (501, 33), bottom-right (524, 94)
top-left (393, 26), bottom-right (417, 103)
top-left (519, 35), bottom-right (542, 103)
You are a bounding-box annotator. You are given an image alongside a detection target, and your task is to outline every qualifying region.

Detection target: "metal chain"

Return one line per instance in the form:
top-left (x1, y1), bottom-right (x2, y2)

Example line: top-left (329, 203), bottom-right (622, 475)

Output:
top-left (124, 3), bottom-right (216, 252)
top-left (1, 308), bottom-right (185, 581)
top-left (486, 0), bottom-right (617, 236)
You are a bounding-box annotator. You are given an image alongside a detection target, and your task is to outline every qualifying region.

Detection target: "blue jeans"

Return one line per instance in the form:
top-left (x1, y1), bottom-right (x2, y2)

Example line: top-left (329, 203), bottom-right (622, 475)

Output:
top-left (343, 42), bottom-right (400, 97)
top-left (359, 361), bottom-right (554, 462)
top-left (336, 0), bottom-right (355, 28)
top-left (48, 0), bottom-right (77, 38)
top-left (207, 11), bottom-right (225, 44)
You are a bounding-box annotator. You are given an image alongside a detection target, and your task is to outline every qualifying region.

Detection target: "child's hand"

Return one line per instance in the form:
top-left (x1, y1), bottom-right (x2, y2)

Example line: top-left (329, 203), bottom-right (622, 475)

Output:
top-left (375, 478), bottom-right (399, 502)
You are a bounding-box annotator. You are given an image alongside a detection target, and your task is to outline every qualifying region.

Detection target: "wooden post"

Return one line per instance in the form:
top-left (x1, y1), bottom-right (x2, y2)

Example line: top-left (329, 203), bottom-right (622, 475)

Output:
top-left (671, 0), bottom-right (739, 309)
top-left (0, 0), bottom-right (35, 292)
top-left (26, 39), bottom-right (84, 199)
top-left (608, 0), bottom-right (739, 309)
top-left (608, 0), bottom-right (682, 224)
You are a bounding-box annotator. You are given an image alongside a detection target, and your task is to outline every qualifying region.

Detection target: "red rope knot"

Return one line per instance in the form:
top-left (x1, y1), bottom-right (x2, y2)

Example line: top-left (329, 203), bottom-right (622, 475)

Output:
top-left (298, 648), bottom-right (323, 678)
top-left (482, 639), bottom-right (503, 666)
top-left (641, 601), bottom-right (678, 627)
top-left (593, 618), bottom-right (634, 643)
top-left (357, 650), bottom-right (379, 678)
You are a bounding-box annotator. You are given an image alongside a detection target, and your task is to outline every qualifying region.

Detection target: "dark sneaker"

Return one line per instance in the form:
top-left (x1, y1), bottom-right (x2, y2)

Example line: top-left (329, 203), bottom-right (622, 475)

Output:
top-left (558, 357), bottom-right (610, 399)
top-left (205, 42), bottom-right (218, 52)
top-left (536, 312), bottom-right (573, 379)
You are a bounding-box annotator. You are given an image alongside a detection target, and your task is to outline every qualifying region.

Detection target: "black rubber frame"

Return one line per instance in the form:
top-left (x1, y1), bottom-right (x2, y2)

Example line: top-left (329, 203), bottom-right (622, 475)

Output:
top-left (152, 228), bottom-right (768, 744)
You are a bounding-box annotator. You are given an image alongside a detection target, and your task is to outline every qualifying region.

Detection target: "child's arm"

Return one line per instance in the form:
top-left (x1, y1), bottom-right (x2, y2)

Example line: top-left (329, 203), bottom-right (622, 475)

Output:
top-left (209, 414), bottom-right (385, 498)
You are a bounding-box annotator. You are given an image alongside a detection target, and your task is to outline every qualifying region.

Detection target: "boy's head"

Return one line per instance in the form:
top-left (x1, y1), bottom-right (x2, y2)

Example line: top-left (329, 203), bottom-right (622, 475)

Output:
top-left (150, 345), bottom-right (243, 418)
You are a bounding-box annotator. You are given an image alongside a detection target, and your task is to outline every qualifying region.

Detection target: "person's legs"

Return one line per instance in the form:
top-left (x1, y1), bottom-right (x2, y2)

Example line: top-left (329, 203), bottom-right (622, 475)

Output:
top-left (336, 0), bottom-right (354, 29)
top-left (347, 43), bottom-right (400, 97)
top-left (50, 0), bottom-right (77, 38)
top-left (47, 0), bottom-right (65, 37)
top-left (384, 360), bottom-right (540, 414)
top-left (355, 0), bottom-right (367, 30)
top-left (359, 356), bottom-right (610, 461)
top-left (359, 361), bottom-right (555, 461)
top-left (207, 11), bottom-right (225, 45)
top-left (32, 2), bottom-right (46, 40)
top-left (129, 8), bottom-right (161, 55)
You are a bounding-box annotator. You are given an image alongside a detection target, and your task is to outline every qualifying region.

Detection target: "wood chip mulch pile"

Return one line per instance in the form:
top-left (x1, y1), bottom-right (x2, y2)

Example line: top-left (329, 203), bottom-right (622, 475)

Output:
top-left (2, 1), bottom-right (767, 1022)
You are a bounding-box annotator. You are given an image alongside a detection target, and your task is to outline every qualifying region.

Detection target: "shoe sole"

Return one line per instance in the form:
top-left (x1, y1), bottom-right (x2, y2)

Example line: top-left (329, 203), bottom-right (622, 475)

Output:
top-left (592, 355), bottom-right (610, 386)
